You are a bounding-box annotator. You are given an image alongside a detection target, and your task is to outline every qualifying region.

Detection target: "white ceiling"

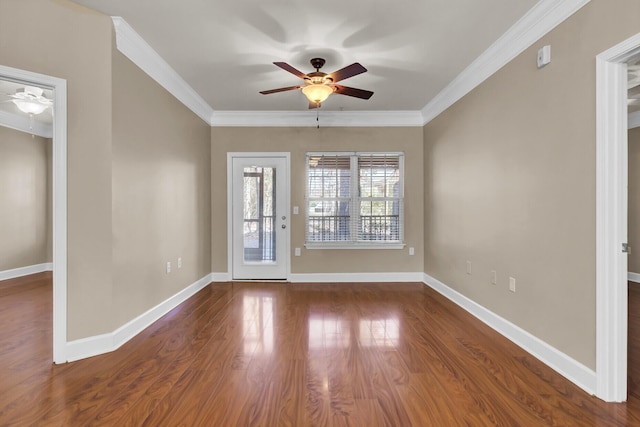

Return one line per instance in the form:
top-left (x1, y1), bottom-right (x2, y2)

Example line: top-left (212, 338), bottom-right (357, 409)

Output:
top-left (71, 0), bottom-right (539, 112)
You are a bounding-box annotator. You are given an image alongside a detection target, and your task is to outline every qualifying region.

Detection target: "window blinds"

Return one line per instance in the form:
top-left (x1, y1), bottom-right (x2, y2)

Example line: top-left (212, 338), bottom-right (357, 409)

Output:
top-left (306, 153), bottom-right (404, 245)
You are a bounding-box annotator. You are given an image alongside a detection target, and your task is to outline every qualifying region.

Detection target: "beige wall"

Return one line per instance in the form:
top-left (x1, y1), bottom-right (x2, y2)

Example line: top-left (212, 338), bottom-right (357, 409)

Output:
top-left (112, 51), bottom-right (211, 327)
top-left (2, 0), bottom-right (210, 340)
top-left (423, 0), bottom-right (640, 369)
top-left (630, 127), bottom-right (640, 273)
top-left (0, 0), bottom-right (114, 339)
top-left (0, 126), bottom-right (51, 271)
top-left (211, 127), bottom-right (424, 275)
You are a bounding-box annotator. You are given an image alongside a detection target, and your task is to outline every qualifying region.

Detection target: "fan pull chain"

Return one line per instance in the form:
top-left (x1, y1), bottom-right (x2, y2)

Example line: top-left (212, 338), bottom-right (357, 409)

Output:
top-left (316, 104), bottom-right (319, 128)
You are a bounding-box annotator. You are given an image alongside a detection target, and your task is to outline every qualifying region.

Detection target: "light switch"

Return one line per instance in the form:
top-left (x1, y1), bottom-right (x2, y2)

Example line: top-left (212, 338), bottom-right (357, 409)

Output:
top-left (293, 206), bottom-right (299, 215)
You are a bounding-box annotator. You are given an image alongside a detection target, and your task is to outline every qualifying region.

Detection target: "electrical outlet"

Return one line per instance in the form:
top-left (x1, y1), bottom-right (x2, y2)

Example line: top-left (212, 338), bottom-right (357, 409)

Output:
top-left (178, 257), bottom-right (182, 269)
top-left (509, 277), bottom-right (516, 292)
top-left (409, 247), bottom-right (415, 256)
top-left (294, 247), bottom-right (301, 256)
top-left (166, 262), bottom-right (171, 274)
top-left (491, 270), bottom-right (497, 285)
top-left (466, 261), bottom-right (472, 275)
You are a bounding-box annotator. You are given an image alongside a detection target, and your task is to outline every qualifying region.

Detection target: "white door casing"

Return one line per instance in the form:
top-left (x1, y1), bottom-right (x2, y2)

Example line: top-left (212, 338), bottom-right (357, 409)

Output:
top-left (0, 64), bottom-right (68, 363)
top-left (596, 32), bottom-right (640, 402)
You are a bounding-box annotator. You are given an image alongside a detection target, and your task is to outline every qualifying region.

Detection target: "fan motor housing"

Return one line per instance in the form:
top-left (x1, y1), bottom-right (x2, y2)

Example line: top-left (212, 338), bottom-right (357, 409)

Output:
top-left (310, 58), bottom-right (326, 70)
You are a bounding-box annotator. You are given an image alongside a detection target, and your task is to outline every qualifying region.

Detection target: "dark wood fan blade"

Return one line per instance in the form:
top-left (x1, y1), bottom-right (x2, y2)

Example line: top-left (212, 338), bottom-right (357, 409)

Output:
top-left (259, 85), bottom-right (302, 95)
top-left (273, 62), bottom-right (307, 79)
top-left (333, 85), bottom-right (374, 100)
top-left (329, 63), bottom-right (367, 82)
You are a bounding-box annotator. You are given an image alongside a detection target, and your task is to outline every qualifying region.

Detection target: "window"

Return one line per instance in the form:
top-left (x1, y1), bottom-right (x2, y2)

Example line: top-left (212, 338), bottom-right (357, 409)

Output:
top-left (305, 152), bottom-right (404, 248)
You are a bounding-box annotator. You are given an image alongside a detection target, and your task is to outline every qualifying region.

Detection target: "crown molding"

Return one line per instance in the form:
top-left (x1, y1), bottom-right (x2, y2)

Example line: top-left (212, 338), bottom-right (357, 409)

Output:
top-left (421, 0), bottom-right (591, 125)
top-left (629, 111), bottom-right (640, 129)
top-left (211, 110), bottom-right (423, 127)
top-left (111, 17), bottom-right (215, 124)
top-left (112, 0), bottom-right (591, 129)
top-left (0, 110), bottom-right (52, 138)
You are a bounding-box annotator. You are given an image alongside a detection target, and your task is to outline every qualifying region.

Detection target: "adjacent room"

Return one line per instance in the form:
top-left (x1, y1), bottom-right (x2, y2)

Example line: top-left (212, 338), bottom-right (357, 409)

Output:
top-left (1, 0), bottom-right (640, 424)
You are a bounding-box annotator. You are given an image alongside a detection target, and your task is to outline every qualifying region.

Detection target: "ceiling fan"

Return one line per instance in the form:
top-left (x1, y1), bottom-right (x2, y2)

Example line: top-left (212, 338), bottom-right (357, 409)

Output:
top-left (1, 86), bottom-right (52, 115)
top-left (260, 58), bottom-right (374, 108)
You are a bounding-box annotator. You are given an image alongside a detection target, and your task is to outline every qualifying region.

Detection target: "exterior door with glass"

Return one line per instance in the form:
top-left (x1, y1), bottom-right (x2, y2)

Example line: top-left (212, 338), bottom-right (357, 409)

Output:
top-left (231, 155), bottom-right (289, 280)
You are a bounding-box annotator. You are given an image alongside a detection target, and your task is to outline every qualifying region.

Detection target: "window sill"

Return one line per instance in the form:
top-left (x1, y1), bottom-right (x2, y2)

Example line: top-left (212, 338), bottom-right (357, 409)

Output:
top-left (304, 242), bottom-right (406, 250)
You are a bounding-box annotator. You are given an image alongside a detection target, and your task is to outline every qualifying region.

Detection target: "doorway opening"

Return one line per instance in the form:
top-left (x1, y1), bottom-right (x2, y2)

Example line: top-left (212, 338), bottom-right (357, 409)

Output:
top-left (596, 32), bottom-right (640, 402)
top-left (0, 64), bottom-right (67, 363)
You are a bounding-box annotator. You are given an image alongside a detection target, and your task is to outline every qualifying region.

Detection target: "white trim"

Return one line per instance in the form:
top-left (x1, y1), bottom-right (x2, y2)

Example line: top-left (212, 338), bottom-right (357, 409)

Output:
top-left (290, 272), bottom-right (423, 283)
top-left (227, 156), bottom-right (233, 280)
top-left (212, 272), bottom-right (231, 282)
top-left (629, 111), bottom-right (640, 129)
top-left (0, 110), bottom-right (52, 138)
top-left (0, 64), bottom-right (68, 365)
top-left (422, 273), bottom-right (597, 395)
top-left (596, 32), bottom-right (640, 402)
top-left (421, 0), bottom-right (591, 124)
top-left (0, 263), bottom-right (53, 281)
top-left (305, 243), bottom-right (406, 250)
top-left (111, 17), bottom-right (214, 125)
top-left (211, 110), bottom-right (424, 127)
top-left (629, 272), bottom-right (640, 283)
top-left (66, 273), bottom-right (213, 362)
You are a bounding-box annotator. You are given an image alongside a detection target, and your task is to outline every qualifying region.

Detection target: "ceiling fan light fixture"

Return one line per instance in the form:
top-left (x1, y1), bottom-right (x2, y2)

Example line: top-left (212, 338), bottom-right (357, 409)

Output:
top-left (12, 99), bottom-right (49, 115)
top-left (302, 83), bottom-right (333, 104)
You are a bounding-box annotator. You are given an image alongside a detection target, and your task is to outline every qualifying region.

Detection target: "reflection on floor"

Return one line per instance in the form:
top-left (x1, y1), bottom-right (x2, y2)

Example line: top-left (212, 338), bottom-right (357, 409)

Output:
top-left (3, 274), bottom-right (640, 425)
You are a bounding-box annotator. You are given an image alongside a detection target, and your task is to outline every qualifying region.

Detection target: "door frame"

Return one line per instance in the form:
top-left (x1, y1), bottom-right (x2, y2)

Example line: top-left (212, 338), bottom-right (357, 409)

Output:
top-left (227, 152), bottom-right (291, 280)
top-left (596, 32), bottom-right (640, 402)
top-left (0, 64), bottom-right (68, 363)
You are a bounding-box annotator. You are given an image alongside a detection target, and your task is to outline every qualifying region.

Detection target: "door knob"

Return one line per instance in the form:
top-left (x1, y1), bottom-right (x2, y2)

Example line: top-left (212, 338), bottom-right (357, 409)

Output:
top-left (282, 216), bottom-right (286, 220)
top-left (281, 224), bottom-right (286, 229)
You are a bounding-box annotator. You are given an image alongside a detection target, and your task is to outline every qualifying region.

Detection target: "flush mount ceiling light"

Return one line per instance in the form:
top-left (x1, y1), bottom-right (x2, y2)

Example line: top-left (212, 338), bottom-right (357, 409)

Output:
top-left (10, 86), bottom-right (52, 115)
top-left (260, 58), bottom-right (374, 108)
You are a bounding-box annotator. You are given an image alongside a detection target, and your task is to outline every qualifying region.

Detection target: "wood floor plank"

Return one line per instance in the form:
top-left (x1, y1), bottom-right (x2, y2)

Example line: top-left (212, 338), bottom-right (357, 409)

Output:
top-left (3, 274), bottom-right (640, 426)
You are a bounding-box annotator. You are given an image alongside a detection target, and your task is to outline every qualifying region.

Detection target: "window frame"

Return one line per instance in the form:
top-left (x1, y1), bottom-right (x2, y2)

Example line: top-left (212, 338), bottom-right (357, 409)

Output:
top-left (305, 151), bottom-right (405, 250)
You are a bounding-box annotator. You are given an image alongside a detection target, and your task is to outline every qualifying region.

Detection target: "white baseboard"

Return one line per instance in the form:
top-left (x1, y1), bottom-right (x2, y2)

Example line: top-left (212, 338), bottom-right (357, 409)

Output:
top-left (0, 263), bottom-right (53, 281)
top-left (212, 272), bottom-right (231, 282)
top-left (290, 272), bottom-right (424, 283)
top-left (628, 272), bottom-right (640, 283)
top-left (66, 273), bottom-right (214, 362)
top-left (422, 273), bottom-right (597, 396)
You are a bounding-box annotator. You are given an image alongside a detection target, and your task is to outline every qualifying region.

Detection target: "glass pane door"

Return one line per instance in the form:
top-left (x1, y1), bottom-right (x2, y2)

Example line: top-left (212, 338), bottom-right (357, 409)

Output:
top-left (231, 156), bottom-right (289, 280)
top-left (243, 166), bottom-right (276, 262)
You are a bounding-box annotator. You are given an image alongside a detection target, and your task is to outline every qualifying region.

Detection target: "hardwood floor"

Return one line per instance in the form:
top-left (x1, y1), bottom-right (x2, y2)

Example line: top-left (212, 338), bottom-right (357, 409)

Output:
top-left (2, 274), bottom-right (640, 426)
